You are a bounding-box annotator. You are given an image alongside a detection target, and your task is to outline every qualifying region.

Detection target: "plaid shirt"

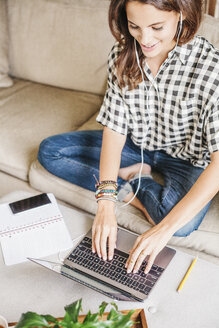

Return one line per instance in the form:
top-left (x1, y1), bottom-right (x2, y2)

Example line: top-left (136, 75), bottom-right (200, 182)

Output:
top-left (96, 36), bottom-right (219, 168)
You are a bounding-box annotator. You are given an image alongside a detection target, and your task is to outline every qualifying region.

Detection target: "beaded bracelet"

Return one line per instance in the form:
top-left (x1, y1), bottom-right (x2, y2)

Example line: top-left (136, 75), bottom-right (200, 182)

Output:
top-left (96, 197), bottom-right (117, 203)
top-left (94, 175), bottom-right (118, 203)
top-left (95, 191), bottom-right (117, 200)
top-left (96, 184), bottom-right (118, 191)
top-left (96, 192), bottom-right (117, 199)
top-left (95, 189), bottom-right (118, 196)
top-left (94, 178), bottom-right (118, 190)
top-left (97, 180), bottom-right (117, 186)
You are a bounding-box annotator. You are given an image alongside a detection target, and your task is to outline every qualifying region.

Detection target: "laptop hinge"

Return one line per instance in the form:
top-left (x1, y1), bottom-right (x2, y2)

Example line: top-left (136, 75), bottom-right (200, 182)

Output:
top-left (61, 265), bottom-right (143, 302)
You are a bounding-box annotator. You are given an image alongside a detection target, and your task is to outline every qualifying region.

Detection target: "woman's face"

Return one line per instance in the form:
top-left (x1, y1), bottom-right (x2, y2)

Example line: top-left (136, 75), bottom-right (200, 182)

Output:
top-left (126, 2), bottom-right (181, 62)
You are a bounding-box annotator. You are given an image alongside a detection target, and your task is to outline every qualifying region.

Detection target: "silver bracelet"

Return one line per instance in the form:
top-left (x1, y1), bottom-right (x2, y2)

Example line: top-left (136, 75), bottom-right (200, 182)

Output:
top-left (96, 197), bottom-right (117, 203)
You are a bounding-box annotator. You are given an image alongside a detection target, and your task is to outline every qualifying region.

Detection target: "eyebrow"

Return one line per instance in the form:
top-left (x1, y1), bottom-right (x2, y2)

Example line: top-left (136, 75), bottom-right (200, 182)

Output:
top-left (128, 20), bottom-right (165, 27)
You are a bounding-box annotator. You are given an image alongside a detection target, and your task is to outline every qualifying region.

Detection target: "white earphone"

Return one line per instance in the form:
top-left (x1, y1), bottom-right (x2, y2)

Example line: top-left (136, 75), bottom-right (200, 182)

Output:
top-left (121, 10), bottom-right (183, 208)
top-left (177, 11), bottom-right (183, 43)
top-left (180, 10), bottom-right (183, 28)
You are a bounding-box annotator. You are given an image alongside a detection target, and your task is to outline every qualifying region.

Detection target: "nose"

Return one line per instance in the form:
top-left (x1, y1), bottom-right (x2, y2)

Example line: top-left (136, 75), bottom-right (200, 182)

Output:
top-left (140, 29), bottom-right (154, 46)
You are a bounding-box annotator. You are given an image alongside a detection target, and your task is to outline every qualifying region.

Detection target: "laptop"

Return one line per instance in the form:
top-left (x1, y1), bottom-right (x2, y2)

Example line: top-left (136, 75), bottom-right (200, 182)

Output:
top-left (30, 226), bottom-right (175, 302)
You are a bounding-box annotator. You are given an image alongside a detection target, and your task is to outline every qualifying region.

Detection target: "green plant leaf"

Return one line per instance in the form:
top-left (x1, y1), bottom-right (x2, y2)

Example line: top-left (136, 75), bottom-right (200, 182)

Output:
top-left (59, 320), bottom-right (81, 328)
top-left (80, 321), bottom-right (112, 328)
top-left (63, 312), bottom-right (74, 328)
top-left (106, 308), bottom-right (120, 321)
top-left (83, 310), bottom-right (99, 323)
top-left (98, 301), bottom-right (108, 318)
top-left (64, 299), bottom-right (82, 323)
top-left (15, 312), bottom-right (50, 328)
top-left (15, 299), bottom-right (135, 328)
top-left (111, 309), bottom-right (135, 328)
top-left (42, 315), bottom-right (59, 324)
top-left (110, 302), bottom-right (118, 311)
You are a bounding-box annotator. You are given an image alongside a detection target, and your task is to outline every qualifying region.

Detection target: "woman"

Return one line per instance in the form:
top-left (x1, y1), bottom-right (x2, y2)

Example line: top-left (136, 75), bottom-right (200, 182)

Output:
top-left (38, 0), bottom-right (219, 274)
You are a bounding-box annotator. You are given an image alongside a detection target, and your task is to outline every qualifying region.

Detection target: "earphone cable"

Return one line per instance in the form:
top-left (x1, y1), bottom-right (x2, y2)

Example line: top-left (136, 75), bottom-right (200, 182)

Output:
top-left (120, 11), bottom-right (183, 208)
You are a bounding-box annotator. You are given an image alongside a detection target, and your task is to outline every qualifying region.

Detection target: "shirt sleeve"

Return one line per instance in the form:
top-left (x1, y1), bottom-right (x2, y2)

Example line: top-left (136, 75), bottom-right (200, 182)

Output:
top-left (96, 43), bottom-right (128, 135)
top-left (205, 100), bottom-right (219, 154)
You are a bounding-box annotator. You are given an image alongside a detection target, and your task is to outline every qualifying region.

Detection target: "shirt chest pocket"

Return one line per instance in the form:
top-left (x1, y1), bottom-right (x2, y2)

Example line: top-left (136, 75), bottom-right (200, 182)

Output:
top-left (179, 96), bottom-right (197, 115)
top-left (166, 97), bottom-right (198, 139)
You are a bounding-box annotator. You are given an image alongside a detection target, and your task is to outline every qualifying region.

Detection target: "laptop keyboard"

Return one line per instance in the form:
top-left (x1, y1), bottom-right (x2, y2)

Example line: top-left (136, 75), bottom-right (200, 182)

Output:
top-left (66, 236), bottom-right (164, 295)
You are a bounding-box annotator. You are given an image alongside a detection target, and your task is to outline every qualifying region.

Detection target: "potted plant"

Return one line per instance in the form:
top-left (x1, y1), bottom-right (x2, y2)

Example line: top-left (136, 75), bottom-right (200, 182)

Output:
top-left (14, 299), bottom-right (136, 328)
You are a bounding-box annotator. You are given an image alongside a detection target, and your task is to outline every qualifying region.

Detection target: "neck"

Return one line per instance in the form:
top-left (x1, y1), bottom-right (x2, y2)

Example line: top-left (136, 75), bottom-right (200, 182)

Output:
top-left (145, 40), bottom-right (177, 70)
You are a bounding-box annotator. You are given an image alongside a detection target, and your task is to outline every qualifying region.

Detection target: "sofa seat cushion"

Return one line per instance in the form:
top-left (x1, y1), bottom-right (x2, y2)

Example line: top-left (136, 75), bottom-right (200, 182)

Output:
top-left (29, 158), bottom-right (219, 260)
top-left (0, 78), bottom-right (103, 180)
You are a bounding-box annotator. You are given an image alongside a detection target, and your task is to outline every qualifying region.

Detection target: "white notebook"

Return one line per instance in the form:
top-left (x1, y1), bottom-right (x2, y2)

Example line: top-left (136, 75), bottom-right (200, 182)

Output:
top-left (0, 193), bottom-right (73, 265)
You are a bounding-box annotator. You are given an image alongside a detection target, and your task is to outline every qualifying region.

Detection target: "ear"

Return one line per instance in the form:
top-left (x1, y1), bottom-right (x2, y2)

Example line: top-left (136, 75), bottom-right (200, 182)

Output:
top-left (180, 10), bottom-right (186, 21)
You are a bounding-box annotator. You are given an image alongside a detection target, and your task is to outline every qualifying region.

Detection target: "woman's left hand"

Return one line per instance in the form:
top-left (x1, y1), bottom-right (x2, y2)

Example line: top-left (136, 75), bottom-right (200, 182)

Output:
top-left (125, 224), bottom-right (173, 274)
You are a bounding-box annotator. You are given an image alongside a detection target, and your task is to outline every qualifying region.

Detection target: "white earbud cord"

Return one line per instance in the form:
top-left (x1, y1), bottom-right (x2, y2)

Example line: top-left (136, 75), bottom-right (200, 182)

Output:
top-left (120, 39), bottom-right (148, 208)
top-left (120, 11), bottom-right (183, 208)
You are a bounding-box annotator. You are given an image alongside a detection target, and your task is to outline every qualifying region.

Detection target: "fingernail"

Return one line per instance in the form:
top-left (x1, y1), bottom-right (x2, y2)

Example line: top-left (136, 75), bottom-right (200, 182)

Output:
top-left (127, 268), bottom-right (131, 273)
top-left (109, 256), bottom-right (112, 261)
top-left (103, 256), bottom-right (106, 261)
top-left (133, 270), bottom-right (137, 274)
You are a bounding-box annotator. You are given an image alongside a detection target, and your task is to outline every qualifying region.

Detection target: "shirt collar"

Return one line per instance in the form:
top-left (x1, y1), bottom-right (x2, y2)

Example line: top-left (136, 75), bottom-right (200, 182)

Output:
top-left (168, 37), bottom-right (196, 65)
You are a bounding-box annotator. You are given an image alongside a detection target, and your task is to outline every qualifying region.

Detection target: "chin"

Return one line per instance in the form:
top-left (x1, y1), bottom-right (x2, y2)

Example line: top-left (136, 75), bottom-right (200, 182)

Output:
top-left (142, 48), bottom-right (161, 58)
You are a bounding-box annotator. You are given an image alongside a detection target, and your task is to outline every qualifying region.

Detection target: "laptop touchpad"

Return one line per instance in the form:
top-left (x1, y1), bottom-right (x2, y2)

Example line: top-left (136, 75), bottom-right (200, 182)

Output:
top-left (116, 228), bottom-right (138, 253)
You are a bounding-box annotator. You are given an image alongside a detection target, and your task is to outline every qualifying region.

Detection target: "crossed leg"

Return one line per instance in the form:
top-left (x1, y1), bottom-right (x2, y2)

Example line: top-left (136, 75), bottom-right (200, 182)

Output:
top-left (118, 163), bottom-right (155, 226)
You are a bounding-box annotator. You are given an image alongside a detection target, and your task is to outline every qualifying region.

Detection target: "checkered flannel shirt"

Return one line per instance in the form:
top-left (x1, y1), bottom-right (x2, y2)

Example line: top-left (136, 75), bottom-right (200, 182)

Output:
top-left (96, 36), bottom-right (219, 168)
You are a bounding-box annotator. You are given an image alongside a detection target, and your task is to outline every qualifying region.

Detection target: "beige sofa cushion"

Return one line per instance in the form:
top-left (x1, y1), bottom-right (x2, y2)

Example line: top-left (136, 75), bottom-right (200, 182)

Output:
top-left (77, 112), bottom-right (102, 131)
top-left (0, 0), bottom-right (13, 87)
top-left (7, 0), bottom-right (114, 95)
top-left (198, 14), bottom-right (219, 48)
top-left (0, 79), bottom-right (103, 181)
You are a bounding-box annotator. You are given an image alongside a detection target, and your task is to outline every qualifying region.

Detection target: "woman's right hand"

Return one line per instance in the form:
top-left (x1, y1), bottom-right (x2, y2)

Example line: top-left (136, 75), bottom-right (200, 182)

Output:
top-left (92, 200), bottom-right (117, 261)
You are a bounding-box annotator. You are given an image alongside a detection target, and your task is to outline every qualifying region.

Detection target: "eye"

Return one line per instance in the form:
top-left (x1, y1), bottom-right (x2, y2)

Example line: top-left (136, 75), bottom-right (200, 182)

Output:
top-left (129, 24), bottom-right (139, 30)
top-left (152, 26), bottom-right (163, 31)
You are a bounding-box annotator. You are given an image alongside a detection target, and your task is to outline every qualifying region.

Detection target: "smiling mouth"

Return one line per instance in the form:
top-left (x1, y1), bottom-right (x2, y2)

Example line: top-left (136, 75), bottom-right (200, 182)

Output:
top-left (146, 44), bottom-right (156, 48)
top-left (142, 42), bottom-right (159, 49)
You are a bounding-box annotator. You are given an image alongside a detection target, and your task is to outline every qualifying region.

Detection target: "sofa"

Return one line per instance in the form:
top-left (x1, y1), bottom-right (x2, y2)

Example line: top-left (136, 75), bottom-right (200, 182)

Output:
top-left (0, 0), bottom-right (219, 265)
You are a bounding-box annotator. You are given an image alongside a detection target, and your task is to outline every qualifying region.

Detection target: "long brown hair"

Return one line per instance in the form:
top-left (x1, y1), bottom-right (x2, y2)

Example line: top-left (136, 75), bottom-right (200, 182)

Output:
top-left (109, 0), bottom-right (203, 89)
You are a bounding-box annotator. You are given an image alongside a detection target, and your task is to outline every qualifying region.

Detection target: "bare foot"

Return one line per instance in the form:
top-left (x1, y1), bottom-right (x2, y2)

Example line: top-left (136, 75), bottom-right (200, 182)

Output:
top-left (123, 192), bottom-right (155, 226)
top-left (119, 163), bottom-right (151, 181)
top-left (119, 163), bottom-right (154, 225)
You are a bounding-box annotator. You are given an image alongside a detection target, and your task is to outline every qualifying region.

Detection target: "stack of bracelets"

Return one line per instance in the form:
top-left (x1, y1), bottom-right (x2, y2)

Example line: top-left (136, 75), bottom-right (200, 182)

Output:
top-left (95, 180), bottom-right (118, 203)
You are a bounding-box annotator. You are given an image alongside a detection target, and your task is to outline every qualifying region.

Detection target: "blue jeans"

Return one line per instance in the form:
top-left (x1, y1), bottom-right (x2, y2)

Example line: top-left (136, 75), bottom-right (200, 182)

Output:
top-left (38, 130), bottom-right (210, 237)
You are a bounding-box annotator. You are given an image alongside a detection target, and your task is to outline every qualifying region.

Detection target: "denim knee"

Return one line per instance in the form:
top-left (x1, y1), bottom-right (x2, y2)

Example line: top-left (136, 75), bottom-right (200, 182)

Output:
top-left (174, 220), bottom-right (199, 237)
top-left (38, 136), bottom-right (61, 168)
top-left (173, 202), bottom-right (211, 237)
top-left (38, 138), bottom-right (48, 165)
